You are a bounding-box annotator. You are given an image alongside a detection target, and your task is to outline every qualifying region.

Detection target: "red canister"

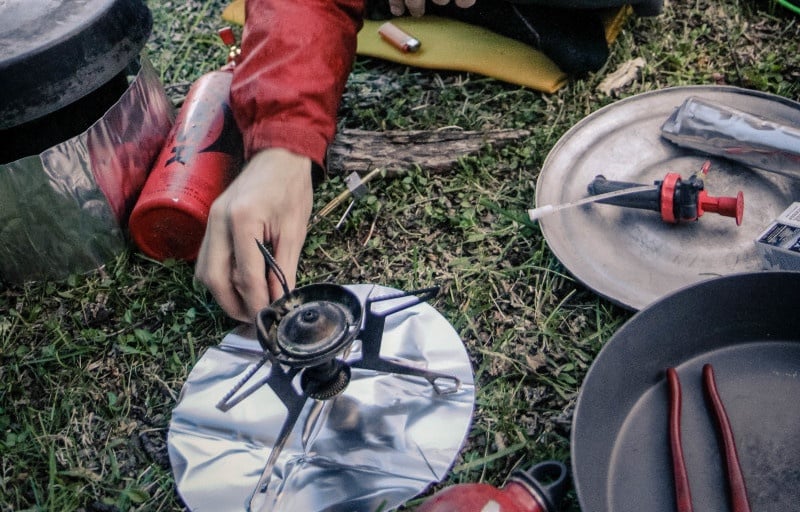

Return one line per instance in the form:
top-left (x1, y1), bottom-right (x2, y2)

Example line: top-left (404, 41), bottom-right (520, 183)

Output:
top-left (417, 461), bottom-right (568, 512)
top-left (128, 67), bottom-right (243, 261)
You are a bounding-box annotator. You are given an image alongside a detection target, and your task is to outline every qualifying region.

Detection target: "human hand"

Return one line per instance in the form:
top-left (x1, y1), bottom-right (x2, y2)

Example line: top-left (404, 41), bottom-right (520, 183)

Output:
top-left (195, 148), bottom-right (314, 323)
top-left (388, 0), bottom-right (476, 17)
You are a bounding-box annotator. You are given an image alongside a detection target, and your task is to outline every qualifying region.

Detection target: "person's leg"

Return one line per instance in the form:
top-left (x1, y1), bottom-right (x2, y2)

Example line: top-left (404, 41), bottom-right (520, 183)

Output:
top-left (421, 1), bottom-right (611, 74)
top-left (363, 0), bottom-right (660, 74)
top-left (507, 0), bottom-right (663, 16)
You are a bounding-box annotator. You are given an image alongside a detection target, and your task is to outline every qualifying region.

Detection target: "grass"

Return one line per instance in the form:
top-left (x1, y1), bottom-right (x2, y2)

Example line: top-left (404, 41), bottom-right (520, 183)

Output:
top-left (1, 0), bottom-right (799, 510)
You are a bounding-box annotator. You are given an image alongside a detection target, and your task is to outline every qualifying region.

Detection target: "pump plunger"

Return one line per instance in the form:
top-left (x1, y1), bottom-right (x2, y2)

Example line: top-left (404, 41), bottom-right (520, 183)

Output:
top-left (587, 162), bottom-right (743, 225)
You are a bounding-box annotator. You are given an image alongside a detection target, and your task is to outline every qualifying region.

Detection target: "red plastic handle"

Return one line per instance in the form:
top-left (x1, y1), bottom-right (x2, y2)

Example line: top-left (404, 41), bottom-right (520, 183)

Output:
top-left (703, 364), bottom-right (751, 512)
top-left (667, 368), bottom-right (694, 512)
top-left (699, 190), bottom-right (744, 225)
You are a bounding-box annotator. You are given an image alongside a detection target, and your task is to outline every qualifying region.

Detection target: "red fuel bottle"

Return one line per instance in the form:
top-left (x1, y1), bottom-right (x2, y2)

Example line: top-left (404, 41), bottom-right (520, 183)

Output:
top-left (129, 29), bottom-right (243, 261)
top-left (417, 461), bottom-right (569, 512)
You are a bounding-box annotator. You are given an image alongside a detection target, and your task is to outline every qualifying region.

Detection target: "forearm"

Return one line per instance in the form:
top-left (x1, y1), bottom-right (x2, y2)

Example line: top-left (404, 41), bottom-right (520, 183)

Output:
top-left (231, 0), bottom-right (365, 169)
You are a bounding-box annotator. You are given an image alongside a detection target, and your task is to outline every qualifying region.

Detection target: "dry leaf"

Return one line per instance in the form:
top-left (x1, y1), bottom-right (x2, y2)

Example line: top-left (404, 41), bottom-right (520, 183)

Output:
top-left (597, 57), bottom-right (646, 96)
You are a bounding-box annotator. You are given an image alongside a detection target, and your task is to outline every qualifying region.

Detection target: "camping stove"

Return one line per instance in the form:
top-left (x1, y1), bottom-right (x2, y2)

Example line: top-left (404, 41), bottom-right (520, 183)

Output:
top-left (215, 281), bottom-right (462, 509)
top-left (168, 249), bottom-right (475, 512)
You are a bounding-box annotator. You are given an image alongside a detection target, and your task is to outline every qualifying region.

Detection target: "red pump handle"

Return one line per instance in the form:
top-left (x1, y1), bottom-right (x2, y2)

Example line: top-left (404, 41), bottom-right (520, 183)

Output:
top-left (698, 190), bottom-right (744, 226)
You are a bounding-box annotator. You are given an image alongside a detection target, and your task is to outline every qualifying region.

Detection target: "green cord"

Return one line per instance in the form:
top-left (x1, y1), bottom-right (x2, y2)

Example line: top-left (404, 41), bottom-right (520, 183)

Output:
top-left (779, 0), bottom-right (800, 15)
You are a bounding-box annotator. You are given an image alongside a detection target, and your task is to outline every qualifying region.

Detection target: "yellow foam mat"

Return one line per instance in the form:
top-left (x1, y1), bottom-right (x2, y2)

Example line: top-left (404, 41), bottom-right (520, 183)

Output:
top-left (222, 1), bottom-right (630, 93)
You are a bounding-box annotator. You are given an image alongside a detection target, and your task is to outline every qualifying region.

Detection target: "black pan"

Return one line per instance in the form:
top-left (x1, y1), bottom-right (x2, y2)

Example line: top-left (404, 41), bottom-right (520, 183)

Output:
top-left (571, 271), bottom-right (800, 512)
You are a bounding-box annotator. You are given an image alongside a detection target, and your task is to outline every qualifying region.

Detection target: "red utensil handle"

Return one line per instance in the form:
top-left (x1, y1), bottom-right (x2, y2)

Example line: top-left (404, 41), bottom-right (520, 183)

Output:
top-left (667, 368), bottom-right (694, 512)
top-left (703, 364), bottom-right (752, 512)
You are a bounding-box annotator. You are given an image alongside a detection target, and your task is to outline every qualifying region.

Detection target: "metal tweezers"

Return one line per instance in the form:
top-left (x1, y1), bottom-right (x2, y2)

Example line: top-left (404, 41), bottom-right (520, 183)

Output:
top-left (666, 364), bottom-right (751, 512)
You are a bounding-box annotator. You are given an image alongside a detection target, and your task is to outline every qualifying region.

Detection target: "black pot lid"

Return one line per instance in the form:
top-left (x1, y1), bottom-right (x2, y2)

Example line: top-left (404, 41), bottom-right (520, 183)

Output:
top-left (0, 0), bottom-right (152, 128)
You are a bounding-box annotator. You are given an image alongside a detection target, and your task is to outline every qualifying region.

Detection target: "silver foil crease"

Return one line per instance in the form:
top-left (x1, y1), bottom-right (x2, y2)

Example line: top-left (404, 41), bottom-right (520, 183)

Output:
top-left (661, 95), bottom-right (800, 178)
top-left (0, 56), bottom-right (174, 283)
top-left (168, 284), bottom-right (476, 512)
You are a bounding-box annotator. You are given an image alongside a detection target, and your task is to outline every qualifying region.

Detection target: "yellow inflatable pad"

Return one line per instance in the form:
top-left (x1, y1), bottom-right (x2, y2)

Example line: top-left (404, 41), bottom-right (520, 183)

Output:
top-left (222, 1), bottom-right (630, 93)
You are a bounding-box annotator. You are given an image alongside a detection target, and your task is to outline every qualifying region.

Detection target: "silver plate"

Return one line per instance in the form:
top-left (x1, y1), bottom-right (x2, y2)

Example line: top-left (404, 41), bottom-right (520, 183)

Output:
top-left (168, 284), bottom-right (475, 512)
top-left (536, 86), bottom-right (800, 310)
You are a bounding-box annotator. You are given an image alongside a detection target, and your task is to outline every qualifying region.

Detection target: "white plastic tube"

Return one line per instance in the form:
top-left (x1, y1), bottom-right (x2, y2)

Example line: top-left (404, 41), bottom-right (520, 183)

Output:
top-left (529, 185), bottom-right (659, 222)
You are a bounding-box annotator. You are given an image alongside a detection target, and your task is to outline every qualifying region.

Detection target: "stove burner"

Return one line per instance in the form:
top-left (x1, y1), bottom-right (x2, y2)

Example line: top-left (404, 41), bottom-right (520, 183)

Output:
top-left (254, 282), bottom-right (363, 399)
top-left (211, 242), bottom-right (464, 511)
top-left (257, 283), bottom-right (363, 367)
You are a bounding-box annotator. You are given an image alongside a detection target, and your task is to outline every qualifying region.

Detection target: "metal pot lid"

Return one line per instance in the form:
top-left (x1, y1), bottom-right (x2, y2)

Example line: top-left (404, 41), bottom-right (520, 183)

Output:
top-left (168, 284), bottom-right (475, 512)
top-left (0, 0), bottom-right (152, 128)
top-left (535, 85), bottom-right (800, 310)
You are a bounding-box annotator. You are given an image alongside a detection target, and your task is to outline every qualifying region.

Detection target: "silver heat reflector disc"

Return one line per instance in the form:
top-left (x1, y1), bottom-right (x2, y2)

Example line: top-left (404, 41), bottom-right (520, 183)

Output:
top-left (168, 284), bottom-right (476, 511)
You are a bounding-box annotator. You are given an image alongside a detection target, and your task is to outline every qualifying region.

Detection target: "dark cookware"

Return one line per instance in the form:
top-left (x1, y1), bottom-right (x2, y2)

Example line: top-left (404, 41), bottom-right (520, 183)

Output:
top-left (0, 0), bottom-right (152, 161)
top-left (571, 271), bottom-right (800, 512)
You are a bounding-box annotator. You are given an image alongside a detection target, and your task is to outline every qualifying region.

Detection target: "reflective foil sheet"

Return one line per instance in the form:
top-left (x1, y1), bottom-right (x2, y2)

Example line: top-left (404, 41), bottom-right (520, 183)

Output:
top-left (661, 95), bottom-right (800, 178)
top-left (0, 56), bottom-right (173, 283)
top-left (169, 284), bottom-right (475, 512)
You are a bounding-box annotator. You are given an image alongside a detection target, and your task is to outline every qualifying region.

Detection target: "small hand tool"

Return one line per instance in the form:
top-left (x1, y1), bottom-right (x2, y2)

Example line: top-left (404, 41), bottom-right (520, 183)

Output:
top-left (309, 168), bottom-right (383, 227)
top-left (666, 364), bottom-right (751, 512)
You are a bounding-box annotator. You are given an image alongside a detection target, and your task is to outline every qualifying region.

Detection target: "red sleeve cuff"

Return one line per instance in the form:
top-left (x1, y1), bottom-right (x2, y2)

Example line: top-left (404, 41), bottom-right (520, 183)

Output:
top-left (230, 0), bottom-right (364, 171)
top-left (241, 118), bottom-right (329, 168)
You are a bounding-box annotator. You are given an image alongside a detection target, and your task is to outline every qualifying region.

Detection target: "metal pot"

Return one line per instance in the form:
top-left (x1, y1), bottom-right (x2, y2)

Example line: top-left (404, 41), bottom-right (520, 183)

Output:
top-left (0, 0), bottom-right (152, 162)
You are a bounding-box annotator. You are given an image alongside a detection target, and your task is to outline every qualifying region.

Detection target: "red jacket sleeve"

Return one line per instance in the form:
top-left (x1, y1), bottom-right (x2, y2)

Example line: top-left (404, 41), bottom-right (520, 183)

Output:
top-left (230, 0), bottom-right (365, 169)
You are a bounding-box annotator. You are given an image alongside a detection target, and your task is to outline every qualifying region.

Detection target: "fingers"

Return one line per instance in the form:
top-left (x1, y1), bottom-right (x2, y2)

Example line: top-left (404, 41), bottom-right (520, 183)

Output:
top-left (195, 202), bottom-right (252, 323)
top-left (390, 0), bottom-right (474, 17)
top-left (265, 228), bottom-right (304, 305)
top-left (194, 148), bottom-right (313, 323)
top-left (263, 161), bottom-right (313, 305)
top-left (404, 0), bottom-right (426, 16)
top-left (388, 0), bottom-right (406, 16)
top-left (229, 211), bottom-right (271, 321)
